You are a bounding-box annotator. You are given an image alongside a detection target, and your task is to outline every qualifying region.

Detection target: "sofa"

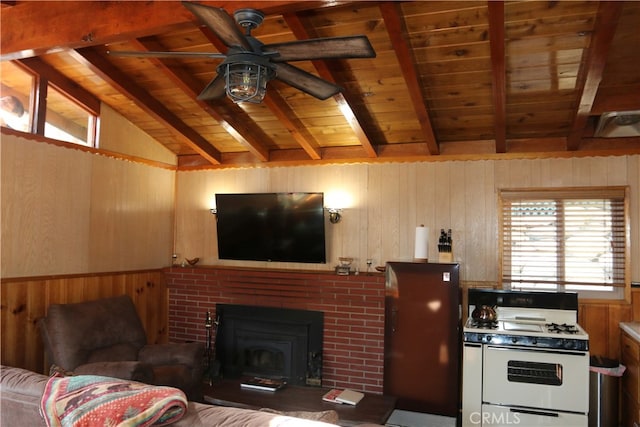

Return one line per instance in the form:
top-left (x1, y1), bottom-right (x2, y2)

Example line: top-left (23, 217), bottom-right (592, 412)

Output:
top-left (0, 366), bottom-right (383, 427)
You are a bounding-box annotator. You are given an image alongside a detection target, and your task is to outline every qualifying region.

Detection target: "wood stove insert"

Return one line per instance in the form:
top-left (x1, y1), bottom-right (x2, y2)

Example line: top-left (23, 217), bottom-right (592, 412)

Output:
top-left (215, 304), bottom-right (323, 386)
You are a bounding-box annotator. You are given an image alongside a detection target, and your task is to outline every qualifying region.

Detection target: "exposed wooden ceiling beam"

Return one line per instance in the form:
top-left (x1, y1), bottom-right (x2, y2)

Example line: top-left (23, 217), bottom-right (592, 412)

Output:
top-left (567, 1), bottom-right (623, 151)
top-left (591, 85), bottom-right (640, 115)
top-left (131, 38), bottom-right (271, 162)
top-left (263, 90), bottom-right (323, 160)
top-left (379, 2), bottom-right (439, 156)
top-left (2, 1), bottom-right (189, 60)
top-left (0, 1), bottom-right (339, 61)
top-left (487, 1), bottom-right (507, 154)
top-left (68, 47), bottom-right (222, 165)
top-left (283, 12), bottom-right (378, 159)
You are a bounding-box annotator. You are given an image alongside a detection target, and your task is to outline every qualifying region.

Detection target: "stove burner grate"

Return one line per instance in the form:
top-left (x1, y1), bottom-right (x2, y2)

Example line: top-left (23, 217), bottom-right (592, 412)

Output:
top-left (546, 323), bottom-right (579, 334)
top-left (467, 319), bottom-right (498, 330)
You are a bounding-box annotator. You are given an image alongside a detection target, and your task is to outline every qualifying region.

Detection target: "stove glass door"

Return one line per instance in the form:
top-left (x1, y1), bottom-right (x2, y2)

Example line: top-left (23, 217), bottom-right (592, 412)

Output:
top-left (483, 345), bottom-right (589, 413)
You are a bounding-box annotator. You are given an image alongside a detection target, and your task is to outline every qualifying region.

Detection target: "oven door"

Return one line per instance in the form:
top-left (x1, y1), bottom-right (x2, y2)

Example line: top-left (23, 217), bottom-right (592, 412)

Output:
top-left (482, 404), bottom-right (588, 427)
top-left (483, 345), bottom-right (589, 413)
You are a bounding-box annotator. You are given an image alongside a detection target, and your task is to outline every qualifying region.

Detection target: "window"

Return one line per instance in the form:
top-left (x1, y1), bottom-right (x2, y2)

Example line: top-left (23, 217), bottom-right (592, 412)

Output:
top-left (45, 85), bottom-right (96, 146)
top-left (499, 187), bottom-right (628, 299)
top-left (0, 61), bottom-right (33, 132)
top-left (1, 60), bottom-right (99, 147)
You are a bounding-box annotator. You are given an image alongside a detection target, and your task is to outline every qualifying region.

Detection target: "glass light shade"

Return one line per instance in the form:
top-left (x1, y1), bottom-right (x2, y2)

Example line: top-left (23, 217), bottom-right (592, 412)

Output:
top-left (324, 190), bottom-right (352, 210)
top-left (224, 62), bottom-right (270, 104)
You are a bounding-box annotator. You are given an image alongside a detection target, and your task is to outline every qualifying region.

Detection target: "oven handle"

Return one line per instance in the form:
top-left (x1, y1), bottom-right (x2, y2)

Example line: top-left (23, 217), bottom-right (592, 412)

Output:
top-left (510, 408), bottom-right (559, 418)
top-left (486, 345), bottom-right (588, 357)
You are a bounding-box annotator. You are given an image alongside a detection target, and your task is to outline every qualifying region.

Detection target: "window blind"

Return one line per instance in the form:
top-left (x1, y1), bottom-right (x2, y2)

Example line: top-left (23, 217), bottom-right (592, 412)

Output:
top-left (499, 187), bottom-right (628, 291)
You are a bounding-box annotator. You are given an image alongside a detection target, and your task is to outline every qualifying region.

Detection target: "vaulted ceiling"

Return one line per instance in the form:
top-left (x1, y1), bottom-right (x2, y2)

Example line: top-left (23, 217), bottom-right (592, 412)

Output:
top-left (2, 1), bottom-right (639, 169)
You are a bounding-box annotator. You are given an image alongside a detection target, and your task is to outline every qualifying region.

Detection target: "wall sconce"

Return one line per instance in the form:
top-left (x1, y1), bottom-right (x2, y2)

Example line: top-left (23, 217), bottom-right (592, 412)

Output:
top-left (209, 198), bottom-right (217, 215)
top-left (324, 189), bottom-right (350, 224)
top-left (326, 208), bottom-right (342, 224)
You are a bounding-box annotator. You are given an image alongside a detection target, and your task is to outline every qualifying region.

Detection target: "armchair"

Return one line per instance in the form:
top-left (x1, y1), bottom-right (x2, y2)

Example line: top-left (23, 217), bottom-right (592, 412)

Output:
top-left (38, 294), bottom-right (204, 401)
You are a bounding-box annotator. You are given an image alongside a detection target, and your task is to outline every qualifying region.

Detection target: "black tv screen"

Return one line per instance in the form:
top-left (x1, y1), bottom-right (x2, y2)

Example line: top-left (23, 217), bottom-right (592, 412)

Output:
top-left (215, 192), bottom-right (326, 264)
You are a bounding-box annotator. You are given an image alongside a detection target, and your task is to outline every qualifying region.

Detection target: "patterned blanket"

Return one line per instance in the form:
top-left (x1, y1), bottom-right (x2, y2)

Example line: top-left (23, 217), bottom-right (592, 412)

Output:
top-left (40, 374), bottom-right (187, 427)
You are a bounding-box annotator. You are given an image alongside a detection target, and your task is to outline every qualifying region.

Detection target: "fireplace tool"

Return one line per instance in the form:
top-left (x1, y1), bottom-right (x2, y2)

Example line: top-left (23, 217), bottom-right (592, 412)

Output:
top-left (203, 310), bottom-right (221, 385)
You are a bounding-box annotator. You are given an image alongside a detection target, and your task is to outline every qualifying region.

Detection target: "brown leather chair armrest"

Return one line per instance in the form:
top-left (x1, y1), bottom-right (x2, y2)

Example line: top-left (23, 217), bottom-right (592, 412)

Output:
top-left (139, 343), bottom-right (205, 401)
top-left (138, 342), bottom-right (204, 366)
top-left (73, 361), bottom-right (154, 383)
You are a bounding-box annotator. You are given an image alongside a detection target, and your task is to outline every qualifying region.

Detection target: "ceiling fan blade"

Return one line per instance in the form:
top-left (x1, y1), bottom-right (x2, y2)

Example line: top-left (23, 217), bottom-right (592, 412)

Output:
top-left (273, 63), bottom-right (341, 100)
top-left (107, 50), bottom-right (226, 59)
top-left (197, 75), bottom-right (227, 100)
top-left (182, 2), bottom-right (251, 51)
top-left (263, 36), bottom-right (376, 62)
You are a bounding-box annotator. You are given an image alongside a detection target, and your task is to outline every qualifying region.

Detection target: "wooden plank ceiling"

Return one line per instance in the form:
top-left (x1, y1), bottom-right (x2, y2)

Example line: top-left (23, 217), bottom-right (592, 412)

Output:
top-left (1, 1), bottom-right (639, 168)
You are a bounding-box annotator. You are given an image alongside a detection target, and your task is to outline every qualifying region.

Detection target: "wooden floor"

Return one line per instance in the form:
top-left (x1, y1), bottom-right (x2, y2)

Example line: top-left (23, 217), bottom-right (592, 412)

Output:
top-left (203, 379), bottom-right (396, 426)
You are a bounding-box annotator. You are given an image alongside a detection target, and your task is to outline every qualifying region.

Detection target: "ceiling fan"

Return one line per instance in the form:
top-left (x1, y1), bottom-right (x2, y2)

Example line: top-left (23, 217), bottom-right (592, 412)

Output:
top-left (108, 2), bottom-right (376, 103)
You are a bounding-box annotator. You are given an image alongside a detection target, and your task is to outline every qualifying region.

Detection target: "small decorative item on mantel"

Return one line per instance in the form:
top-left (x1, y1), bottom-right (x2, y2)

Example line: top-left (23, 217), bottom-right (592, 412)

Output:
top-left (335, 257), bottom-right (353, 275)
top-left (438, 229), bottom-right (454, 263)
top-left (186, 257), bottom-right (200, 266)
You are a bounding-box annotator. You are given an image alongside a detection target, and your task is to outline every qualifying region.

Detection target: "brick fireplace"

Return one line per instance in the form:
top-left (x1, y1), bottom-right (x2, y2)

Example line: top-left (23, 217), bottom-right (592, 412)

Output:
top-left (164, 266), bottom-right (385, 393)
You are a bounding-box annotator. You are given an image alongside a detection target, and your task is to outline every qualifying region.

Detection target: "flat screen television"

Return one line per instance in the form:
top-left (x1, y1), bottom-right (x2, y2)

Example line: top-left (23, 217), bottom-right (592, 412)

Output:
top-left (215, 192), bottom-right (326, 264)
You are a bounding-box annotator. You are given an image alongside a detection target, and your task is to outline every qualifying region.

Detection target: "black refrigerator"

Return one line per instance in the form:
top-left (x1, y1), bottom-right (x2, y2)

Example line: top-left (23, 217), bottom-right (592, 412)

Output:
top-left (384, 261), bottom-right (461, 417)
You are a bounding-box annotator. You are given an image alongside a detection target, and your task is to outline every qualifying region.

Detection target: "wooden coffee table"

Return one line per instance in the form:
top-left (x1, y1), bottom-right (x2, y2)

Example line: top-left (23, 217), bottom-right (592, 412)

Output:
top-left (203, 379), bottom-right (396, 426)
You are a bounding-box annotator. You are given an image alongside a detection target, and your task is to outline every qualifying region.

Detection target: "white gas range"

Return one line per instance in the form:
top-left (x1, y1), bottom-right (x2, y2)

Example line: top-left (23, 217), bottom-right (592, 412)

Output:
top-left (462, 289), bottom-right (590, 427)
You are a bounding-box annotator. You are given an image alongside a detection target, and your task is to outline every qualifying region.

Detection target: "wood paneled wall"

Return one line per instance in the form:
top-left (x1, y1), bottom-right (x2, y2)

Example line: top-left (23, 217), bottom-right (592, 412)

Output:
top-left (3, 272), bottom-right (637, 380)
top-left (175, 156), bottom-right (639, 286)
top-left (579, 289), bottom-right (640, 360)
top-left (1, 116), bottom-right (639, 377)
top-left (1, 132), bottom-right (176, 278)
top-left (580, 301), bottom-right (633, 359)
top-left (99, 104), bottom-right (177, 166)
top-left (0, 270), bottom-right (168, 374)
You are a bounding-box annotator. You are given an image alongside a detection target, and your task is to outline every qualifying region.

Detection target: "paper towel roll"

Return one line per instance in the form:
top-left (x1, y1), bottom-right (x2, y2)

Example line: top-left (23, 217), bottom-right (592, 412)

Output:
top-left (414, 225), bottom-right (429, 261)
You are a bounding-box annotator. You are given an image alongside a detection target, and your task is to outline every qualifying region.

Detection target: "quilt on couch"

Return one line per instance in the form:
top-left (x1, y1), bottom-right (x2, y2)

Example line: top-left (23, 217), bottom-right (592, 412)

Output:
top-left (41, 374), bottom-right (187, 427)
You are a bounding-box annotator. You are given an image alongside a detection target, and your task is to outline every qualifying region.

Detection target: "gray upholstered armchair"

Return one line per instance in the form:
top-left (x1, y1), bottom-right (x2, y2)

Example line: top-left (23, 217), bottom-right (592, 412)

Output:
top-left (38, 294), bottom-right (204, 401)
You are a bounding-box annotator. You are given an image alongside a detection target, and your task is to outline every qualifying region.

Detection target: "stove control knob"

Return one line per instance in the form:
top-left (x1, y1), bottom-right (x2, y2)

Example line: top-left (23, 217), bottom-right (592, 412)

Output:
top-left (532, 338), bottom-right (537, 345)
top-left (564, 340), bottom-right (575, 349)
top-left (486, 335), bottom-right (492, 342)
top-left (511, 337), bottom-right (517, 344)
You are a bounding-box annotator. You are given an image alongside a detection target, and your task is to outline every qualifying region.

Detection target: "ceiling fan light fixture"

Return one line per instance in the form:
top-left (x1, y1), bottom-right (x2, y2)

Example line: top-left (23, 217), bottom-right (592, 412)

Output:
top-left (220, 53), bottom-right (275, 104)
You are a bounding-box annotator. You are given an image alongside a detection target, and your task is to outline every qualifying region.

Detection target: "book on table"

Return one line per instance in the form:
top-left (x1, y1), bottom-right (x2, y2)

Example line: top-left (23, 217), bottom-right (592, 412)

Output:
top-left (240, 376), bottom-right (286, 392)
top-left (322, 388), bottom-right (365, 405)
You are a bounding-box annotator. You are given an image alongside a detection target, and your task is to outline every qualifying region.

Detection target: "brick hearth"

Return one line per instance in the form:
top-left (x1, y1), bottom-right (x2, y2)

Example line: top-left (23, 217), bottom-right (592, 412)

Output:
top-left (164, 266), bottom-right (386, 393)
